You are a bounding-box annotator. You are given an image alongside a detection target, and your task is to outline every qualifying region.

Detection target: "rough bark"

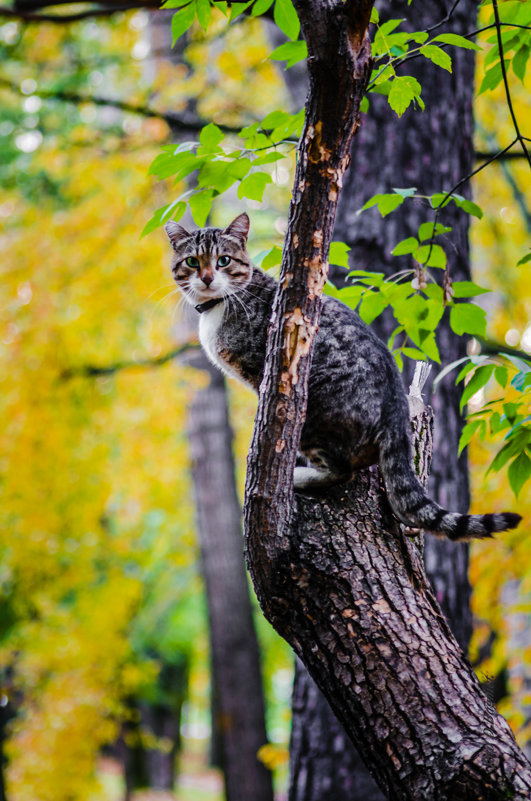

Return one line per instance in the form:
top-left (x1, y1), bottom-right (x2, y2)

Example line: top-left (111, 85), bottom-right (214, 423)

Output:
top-left (289, 656), bottom-right (382, 801)
top-left (244, 0), bottom-right (531, 797)
top-left (185, 348), bottom-right (274, 801)
top-left (268, 472), bottom-right (531, 800)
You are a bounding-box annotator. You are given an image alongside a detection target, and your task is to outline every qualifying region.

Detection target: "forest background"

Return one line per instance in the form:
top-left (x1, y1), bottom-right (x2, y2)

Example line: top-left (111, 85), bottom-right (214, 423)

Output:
top-left (0, 0), bottom-right (530, 799)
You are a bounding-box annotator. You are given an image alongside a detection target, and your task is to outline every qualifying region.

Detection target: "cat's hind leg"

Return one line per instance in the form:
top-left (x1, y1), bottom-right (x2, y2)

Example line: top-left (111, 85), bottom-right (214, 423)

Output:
top-left (293, 449), bottom-right (350, 490)
top-left (293, 465), bottom-right (334, 489)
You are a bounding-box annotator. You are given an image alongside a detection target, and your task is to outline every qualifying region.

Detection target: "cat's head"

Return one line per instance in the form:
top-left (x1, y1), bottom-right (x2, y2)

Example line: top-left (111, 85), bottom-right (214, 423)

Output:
top-left (164, 212), bottom-right (252, 306)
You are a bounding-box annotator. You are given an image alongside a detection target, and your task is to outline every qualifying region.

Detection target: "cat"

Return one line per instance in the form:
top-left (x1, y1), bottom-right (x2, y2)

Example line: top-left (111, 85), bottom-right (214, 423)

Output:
top-left (164, 212), bottom-right (521, 541)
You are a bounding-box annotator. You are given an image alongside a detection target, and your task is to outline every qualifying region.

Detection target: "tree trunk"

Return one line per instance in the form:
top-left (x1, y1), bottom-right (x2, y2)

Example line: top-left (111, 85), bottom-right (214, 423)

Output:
top-left (244, 0), bottom-right (531, 797)
top-left (264, 470), bottom-right (531, 800)
top-left (186, 349), bottom-right (274, 801)
top-left (289, 657), bottom-right (385, 801)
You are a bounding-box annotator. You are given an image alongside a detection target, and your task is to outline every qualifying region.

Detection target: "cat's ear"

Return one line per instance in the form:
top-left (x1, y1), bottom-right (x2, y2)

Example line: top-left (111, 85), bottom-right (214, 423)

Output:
top-left (164, 221), bottom-right (190, 250)
top-left (223, 213), bottom-right (250, 242)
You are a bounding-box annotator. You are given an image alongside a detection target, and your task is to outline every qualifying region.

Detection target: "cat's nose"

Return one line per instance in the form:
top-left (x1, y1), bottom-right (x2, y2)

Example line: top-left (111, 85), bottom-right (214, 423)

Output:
top-left (201, 273), bottom-right (214, 287)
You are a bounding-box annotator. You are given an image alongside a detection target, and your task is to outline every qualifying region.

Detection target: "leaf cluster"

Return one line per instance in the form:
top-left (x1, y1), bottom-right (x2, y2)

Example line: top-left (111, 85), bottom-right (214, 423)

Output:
top-left (438, 354), bottom-right (531, 498)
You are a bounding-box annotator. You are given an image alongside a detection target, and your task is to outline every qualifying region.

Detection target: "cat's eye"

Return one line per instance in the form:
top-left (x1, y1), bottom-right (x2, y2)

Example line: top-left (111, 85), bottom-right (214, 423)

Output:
top-left (185, 256), bottom-right (200, 268)
top-left (217, 255), bottom-right (231, 268)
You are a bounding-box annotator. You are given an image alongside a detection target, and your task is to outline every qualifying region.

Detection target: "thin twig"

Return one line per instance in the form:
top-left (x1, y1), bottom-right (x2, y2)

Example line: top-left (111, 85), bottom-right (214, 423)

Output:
top-left (491, 0), bottom-right (531, 170)
top-left (424, 0), bottom-right (463, 36)
top-left (424, 138), bottom-right (519, 268)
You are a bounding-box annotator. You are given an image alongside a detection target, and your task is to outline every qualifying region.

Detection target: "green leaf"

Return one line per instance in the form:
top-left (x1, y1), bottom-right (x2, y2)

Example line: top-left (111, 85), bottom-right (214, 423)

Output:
top-left (274, 0), bottom-right (300, 40)
top-left (229, 0), bottom-right (253, 20)
top-left (391, 237), bottom-right (419, 256)
top-left (360, 193), bottom-right (404, 217)
top-left (393, 186), bottom-right (417, 198)
top-left (431, 33), bottom-right (481, 51)
top-left (490, 412), bottom-right (506, 435)
top-left (358, 291), bottom-right (388, 324)
top-left (408, 32), bottom-right (429, 45)
top-left (195, 0), bottom-right (211, 30)
top-left (269, 40), bottom-right (307, 67)
top-left (478, 61), bottom-right (507, 95)
top-left (329, 241), bottom-right (350, 268)
top-left (360, 96), bottom-right (370, 114)
top-left (456, 358), bottom-right (487, 384)
top-left (171, 2), bottom-right (196, 44)
top-left (388, 75), bottom-right (423, 117)
top-left (260, 245), bottom-right (282, 270)
top-left (419, 44), bottom-right (452, 72)
top-left (198, 123), bottom-right (224, 152)
top-left (451, 281), bottom-right (490, 298)
top-left (417, 221), bottom-right (452, 241)
top-left (453, 197), bottom-right (483, 219)
top-left (252, 152), bottom-right (286, 166)
top-left (237, 172), bottom-right (272, 201)
top-left (163, 0), bottom-right (192, 7)
top-left (348, 270), bottom-right (385, 287)
top-left (450, 303), bottom-right (487, 338)
top-left (423, 283), bottom-right (443, 302)
top-left (251, 0), bottom-right (274, 15)
top-left (189, 190), bottom-right (213, 227)
top-left (401, 347), bottom-right (427, 361)
top-left (334, 286), bottom-right (364, 308)
top-left (141, 200), bottom-right (186, 237)
top-left (516, 252), bottom-right (531, 267)
top-left (430, 192), bottom-right (452, 209)
top-left (416, 333), bottom-right (440, 363)
top-left (458, 419), bottom-right (486, 455)
top-left (370, 7), bottom-right (379, 23)
top-left (433, 356), bottom-right (471, 389)
top-left (459, 364), bottom-right (495, 410)
top-left (413, 244), bottom-right (447, 268)
top-left (488, 438), bottom-right (524, 474)
top-left (508, 451), bottom-right (531, 498)
top-left (495, 365), bottom-right (509, 389)
top-left (513, 43), bottom-right (530, 82)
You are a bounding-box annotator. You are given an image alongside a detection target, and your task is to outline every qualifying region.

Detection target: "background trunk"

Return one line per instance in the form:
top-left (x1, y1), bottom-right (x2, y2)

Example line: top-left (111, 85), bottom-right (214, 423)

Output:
top-left (185, 348), bottom-right (274, 801)
top-left (333, 0), bottom-right (476, 653)
top-left (289, 1), bottom-right (476, 795)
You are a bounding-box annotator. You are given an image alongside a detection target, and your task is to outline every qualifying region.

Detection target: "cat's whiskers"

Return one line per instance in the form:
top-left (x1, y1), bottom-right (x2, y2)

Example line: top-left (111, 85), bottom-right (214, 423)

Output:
top-left (231, 282), bottom-right (269, 306)
top-left (224, 285), bottom-right (253, 327)
top-left (170, 292), bottom-right (189, 327)
top-left (148, 287), bottom-right (181, 322)
top-left (146, 282), bottom-right (179, 301)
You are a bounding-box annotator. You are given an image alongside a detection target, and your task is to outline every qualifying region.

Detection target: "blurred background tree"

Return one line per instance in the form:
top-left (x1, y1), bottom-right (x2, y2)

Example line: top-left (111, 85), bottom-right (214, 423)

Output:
top-left (0, 0), bottom-right (529, 799)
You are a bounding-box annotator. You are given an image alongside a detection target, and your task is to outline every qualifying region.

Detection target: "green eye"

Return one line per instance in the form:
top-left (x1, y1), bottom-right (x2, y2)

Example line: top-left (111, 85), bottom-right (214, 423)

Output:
top-left (185, 256), bottom-right (199, 268)
top-left (217, 255), bottom-right (231, 268)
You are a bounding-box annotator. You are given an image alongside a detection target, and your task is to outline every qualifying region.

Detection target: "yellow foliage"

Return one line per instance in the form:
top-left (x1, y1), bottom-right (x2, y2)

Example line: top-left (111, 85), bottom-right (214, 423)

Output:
top-left (0, 24), bottom-right (202, 796)
top-left (467, 8), bottom-right (531, 749)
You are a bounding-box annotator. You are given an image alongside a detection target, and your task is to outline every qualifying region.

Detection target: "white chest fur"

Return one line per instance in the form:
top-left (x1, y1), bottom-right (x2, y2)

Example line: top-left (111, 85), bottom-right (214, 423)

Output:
top-left (198, 303), bottom-right (245, 385)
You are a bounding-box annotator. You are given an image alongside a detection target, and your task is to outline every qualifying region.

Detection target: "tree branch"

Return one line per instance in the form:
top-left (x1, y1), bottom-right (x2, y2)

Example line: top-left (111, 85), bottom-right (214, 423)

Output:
top-left (0, 77), bottom-right (244, 136)
top-left (59, 343), bottom-right (196, 379)
top-left (0, 2), bottom-right (159, 22)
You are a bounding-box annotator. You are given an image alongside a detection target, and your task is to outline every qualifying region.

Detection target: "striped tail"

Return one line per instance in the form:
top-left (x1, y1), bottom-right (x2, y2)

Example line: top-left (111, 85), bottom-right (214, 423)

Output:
top-left (378, 426), bottom-right (522, 541)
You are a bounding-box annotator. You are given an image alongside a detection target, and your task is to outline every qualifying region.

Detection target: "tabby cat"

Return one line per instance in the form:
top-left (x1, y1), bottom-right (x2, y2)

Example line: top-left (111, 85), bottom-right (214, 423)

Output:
top-left (165, 212), bottom-right (521, 541)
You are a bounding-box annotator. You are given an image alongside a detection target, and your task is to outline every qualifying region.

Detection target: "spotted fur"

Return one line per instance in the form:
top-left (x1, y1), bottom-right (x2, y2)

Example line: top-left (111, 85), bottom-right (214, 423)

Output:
top-left (165, 213), bottom-right (522, 542)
